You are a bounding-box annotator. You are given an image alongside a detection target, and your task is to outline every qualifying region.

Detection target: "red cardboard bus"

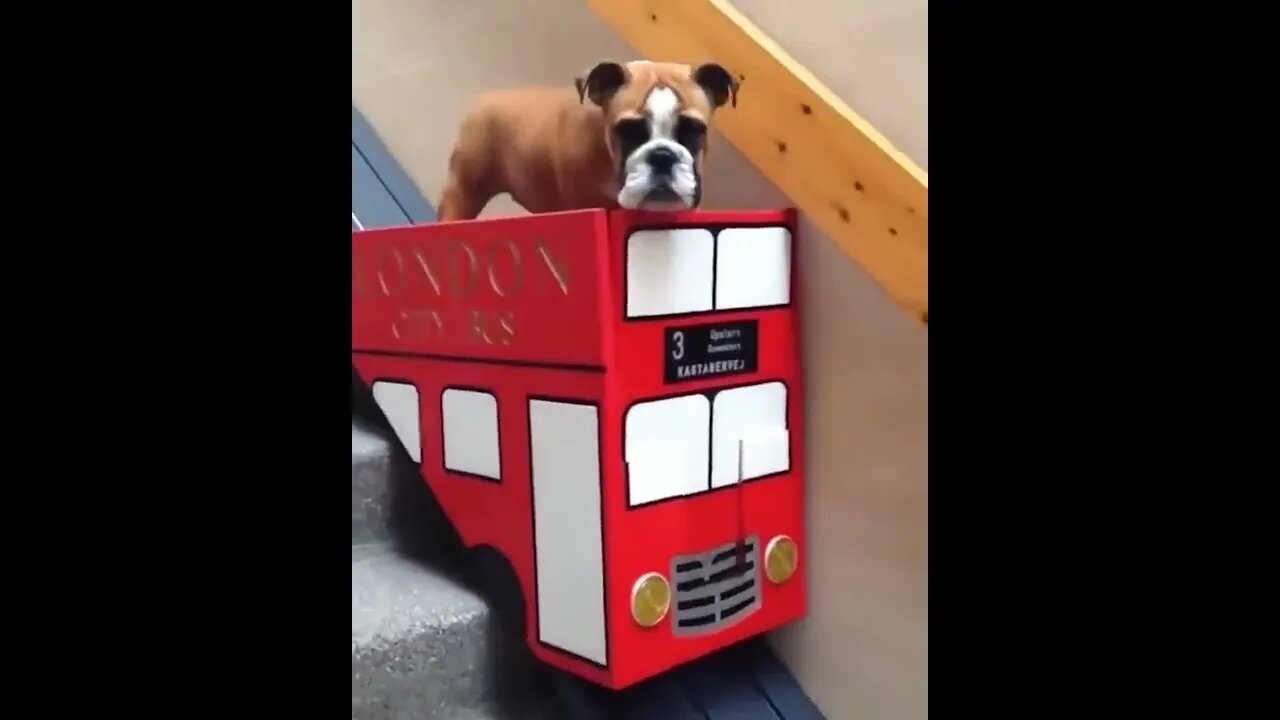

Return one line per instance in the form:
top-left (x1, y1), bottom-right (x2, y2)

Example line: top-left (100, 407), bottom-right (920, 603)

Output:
top-left (351, 207), bottom-right (806, 690)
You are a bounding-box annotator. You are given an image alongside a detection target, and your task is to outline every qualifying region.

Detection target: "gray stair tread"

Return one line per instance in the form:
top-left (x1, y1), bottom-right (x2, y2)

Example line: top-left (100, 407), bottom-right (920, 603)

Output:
top-left (352, 419), bottom-right (396, 545)
top-left (353, 543), bottom-right (495, 719)
top-left (351, 419), bottom-right (557, 719)
top-left (352, 418), bottom-right (392, 462)
top-left (444, 705), bottom-right (555, 720)
top-left (352, 543), bottom-right (557, 719)
top-left (351, 544), bottom-right (487, 652)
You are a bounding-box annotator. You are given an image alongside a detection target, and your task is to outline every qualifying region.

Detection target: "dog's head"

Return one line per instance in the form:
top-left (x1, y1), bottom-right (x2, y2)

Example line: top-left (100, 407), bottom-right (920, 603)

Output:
top-left (575, 60), bottom-right (739, 211)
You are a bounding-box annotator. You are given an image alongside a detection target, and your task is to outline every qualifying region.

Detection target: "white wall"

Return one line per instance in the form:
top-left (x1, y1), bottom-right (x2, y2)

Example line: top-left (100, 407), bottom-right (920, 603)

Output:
top-left (732, 0), bottom-right (927, 170)
top-left (353, 2), bottom-right (926, 717)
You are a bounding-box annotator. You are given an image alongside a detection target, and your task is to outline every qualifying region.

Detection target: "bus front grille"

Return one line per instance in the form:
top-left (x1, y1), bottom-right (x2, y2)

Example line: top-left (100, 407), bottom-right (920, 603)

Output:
top-left (669, 535), bottom-right (761, 636)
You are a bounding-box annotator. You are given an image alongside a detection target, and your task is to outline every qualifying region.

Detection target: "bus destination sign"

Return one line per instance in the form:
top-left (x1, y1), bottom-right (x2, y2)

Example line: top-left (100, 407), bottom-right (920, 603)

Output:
top-left (663, 319), bottom-right (760, 384)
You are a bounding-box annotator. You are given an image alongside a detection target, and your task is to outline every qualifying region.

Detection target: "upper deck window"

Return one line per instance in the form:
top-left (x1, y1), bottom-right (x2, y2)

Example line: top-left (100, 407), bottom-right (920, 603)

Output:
top-left (714, 227), bottom-right (792, 311)
top-left (626, 228), bottom-right (715, 318)
top-left (625, 226), bottom-right (792, 320)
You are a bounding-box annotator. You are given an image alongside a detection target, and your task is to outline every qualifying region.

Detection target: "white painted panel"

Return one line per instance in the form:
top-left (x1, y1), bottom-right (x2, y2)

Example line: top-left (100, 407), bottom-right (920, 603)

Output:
top-left (626, 228), bottom-right (715, 318)
top-left (441, 388), bottom-right (501, 479)
top-left (715, 226), bottom-right (792, 310)
top-left (625, 394), bottom-right (711, 505)
top-left (711, 382), bottom-right (790, 488)
top-left (371, 380), bottom-right (422, 463)
top-left (529, 400), bottom-right (607, 665)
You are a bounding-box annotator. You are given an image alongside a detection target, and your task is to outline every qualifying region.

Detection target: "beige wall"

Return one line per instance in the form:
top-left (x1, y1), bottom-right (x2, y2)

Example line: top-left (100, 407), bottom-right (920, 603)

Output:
top-left (353, 1), bottom-right (926, 717)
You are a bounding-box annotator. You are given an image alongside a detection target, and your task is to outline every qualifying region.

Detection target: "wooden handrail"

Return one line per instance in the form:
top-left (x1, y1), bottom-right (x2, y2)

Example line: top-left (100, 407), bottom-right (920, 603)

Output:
top-left (586, 0), bottom-right (928, 323)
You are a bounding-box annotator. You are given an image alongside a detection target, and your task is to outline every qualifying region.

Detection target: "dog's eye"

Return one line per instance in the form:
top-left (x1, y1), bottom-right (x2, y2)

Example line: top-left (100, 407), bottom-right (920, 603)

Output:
top-left (675, 117), bottom-right (707, 152)
top-left (614, 119), bottom-right (650, 148)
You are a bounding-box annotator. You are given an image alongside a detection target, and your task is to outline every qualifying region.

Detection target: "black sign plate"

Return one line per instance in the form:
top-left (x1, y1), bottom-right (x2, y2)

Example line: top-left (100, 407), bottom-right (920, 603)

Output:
top-left (663, 319), bottom-right (759, 384)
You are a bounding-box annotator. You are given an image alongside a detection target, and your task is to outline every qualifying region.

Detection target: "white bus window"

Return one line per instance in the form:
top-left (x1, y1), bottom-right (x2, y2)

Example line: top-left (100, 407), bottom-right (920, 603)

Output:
top-left (625, 394), bottom-right (711, 505)
top-left (442, 388), bottom-right (501, 480)
top-left (626, 229), bottom-right (715, 318)
top-left (529, 399), bottom-right (607, 664)
top-left (711, 382), bottom-right (789, 487)
top-left (371, 380), bottom-right (422, 464)
top-left (714, 227), bottom-right (792, 311)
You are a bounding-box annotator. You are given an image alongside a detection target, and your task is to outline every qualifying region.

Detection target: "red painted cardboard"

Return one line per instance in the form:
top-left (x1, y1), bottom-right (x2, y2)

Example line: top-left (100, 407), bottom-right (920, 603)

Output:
top-left (352, 208), bottom-right (806, 690)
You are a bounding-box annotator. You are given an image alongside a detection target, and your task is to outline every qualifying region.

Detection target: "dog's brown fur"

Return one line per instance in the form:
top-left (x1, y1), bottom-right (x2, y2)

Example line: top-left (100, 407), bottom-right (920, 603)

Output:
top-left (437, 61), bottom-right (738, 222)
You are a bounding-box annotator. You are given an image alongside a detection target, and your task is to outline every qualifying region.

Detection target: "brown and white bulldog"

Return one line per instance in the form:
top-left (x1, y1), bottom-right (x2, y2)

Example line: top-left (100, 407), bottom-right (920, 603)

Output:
top-left (437, 60), bottom-right (740, 222)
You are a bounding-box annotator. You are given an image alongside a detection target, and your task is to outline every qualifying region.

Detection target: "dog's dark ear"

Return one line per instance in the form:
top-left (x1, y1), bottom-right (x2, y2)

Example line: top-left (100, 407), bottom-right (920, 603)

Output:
top-left (693, 62), bottom-right (740, 109)
top-left (575, 61), bottom-right (629, 106)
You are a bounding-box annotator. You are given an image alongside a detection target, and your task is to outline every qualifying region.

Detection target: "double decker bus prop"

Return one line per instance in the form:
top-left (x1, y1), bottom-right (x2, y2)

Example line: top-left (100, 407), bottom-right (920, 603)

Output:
top-left (351, 207), bottom-right (806, 690)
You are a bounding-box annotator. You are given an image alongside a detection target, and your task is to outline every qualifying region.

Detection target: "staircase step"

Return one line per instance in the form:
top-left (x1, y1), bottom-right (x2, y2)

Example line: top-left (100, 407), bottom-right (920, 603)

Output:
top-left (351, 412), bottom-right (466, 562)
top-left (352, 543), bottom-right (487, 718)
top-left (352, 414), bottom-right (557, 719)
top-left (352, 418), bottom-right (394, 546)
top-left (352, 543), bottom-right (554, 719)
top-left (442, 704), bottom-right (556, 720)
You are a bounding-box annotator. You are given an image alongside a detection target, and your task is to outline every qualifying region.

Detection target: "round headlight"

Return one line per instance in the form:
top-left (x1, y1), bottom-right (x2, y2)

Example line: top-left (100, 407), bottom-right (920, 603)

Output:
top-left (630, 572), bottom-right (671, 628)
top-left (765, 535), bottom-right (799, 584)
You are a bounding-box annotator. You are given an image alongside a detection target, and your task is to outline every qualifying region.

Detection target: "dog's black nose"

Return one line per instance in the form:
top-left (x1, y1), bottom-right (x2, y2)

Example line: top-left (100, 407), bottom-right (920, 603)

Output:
top-left (647, 146), bottom-right (678, 174)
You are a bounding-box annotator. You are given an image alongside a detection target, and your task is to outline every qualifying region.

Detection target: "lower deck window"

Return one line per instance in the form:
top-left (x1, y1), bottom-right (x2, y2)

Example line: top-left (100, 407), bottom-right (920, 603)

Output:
top-left (625, 394), bottom-right (711, 506)
top-left (441, 388), bottom-right (501, 480)
top-left (625, 381), bottom-right (790, 506)
top-left (371, 380), bottom-right (422, 463)
top-left (710, 381), bottom-right (790, 487)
